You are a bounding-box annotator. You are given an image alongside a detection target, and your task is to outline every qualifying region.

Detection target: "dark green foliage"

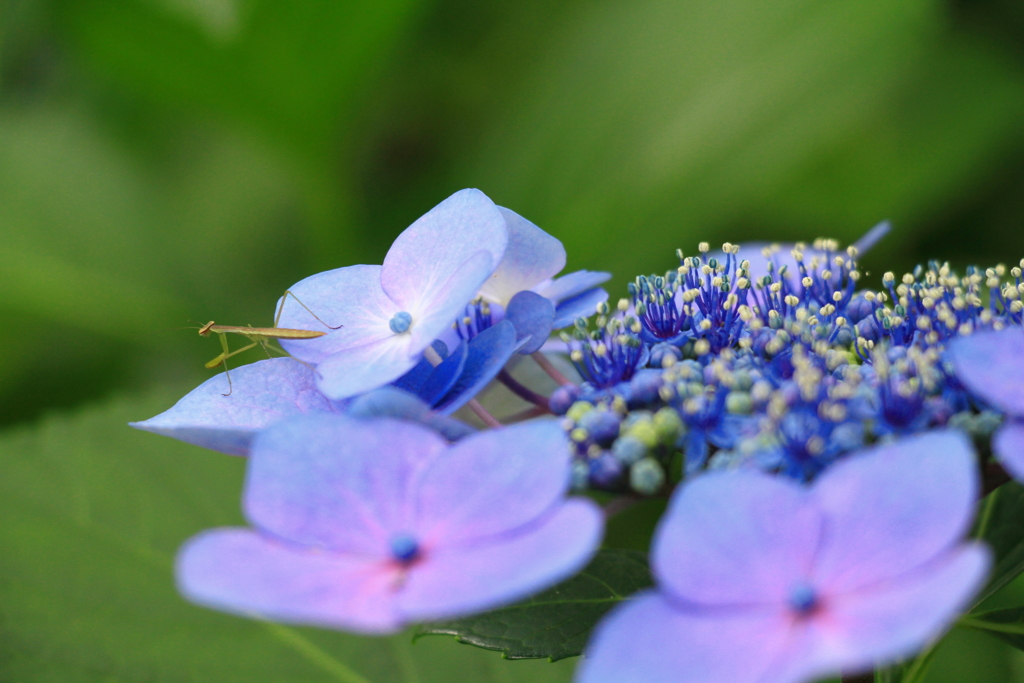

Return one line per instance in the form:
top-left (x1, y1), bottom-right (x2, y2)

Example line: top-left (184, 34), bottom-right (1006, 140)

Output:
top-left (962, 606), bottom-right (1024, 651)
top-left (416, 549), bottom-right (652, 661)
top-left (974, 483), bottom-right (1024, 603)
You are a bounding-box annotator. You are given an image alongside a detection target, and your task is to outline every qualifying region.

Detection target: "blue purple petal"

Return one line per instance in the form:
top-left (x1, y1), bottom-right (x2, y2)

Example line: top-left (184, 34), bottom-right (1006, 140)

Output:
top-left (949, 327), bottom-right (1024, 416)
top-left (505, 290), bottom-right (555, 354)
top-left (129, 358), bottom-right (337, 456)
top-left (477, 207), bottom-right (566, 305)
top-left (399, 498), bottom-right (601, 622)
top-left (245, 413), bottom-right (448, 555)
top-left (552, 286), bottom-right (609, 329)
top-left (435, 320), bottom-right (520, 415)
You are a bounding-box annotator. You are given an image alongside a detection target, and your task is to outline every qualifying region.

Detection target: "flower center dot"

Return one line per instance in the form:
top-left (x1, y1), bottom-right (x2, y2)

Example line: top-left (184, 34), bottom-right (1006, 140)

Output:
top-left (390, 534), bottom-right (419, 564)
top-left (788, 583), bottom-right (818, 615)
top-left (389, 311), bottom-right (413, 334)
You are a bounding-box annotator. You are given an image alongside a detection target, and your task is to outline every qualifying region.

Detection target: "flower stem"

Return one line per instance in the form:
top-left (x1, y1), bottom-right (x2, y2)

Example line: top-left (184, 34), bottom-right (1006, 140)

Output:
top-left (983, 461), bottom-right (1010, 496)
top-left (498, 370), bottom-right (551, 411)
top-left (531, 352), bottom-right (574, 386)
top-left (466, 399), bottom-right (503, 428)
top-left (602, 496), bottom-right (639, 520)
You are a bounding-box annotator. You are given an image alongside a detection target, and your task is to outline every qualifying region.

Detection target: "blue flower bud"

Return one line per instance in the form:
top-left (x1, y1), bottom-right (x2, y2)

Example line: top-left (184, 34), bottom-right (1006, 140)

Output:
top-left (549, 385), bottom-right (581, 415)
top-left (579, 409), bottom-right (622, 445)
top-left (628, 369), bottom-right (664, 406)
top-left (588, 452), bottom-right (624, 488)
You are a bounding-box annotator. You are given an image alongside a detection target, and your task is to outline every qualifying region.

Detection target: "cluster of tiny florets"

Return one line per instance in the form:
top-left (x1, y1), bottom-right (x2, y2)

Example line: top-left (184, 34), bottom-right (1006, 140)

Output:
top-left (559, 242), bottom-right (1021, 494)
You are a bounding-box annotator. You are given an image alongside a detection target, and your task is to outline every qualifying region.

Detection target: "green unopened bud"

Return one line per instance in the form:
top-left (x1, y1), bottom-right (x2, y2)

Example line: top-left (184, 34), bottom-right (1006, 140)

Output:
top-left (653, 407), bottom-right (684, 444)
top-left (726, 391), bottom-right (754, 415)
top-left (625, 419), bottom-right (659, 448)
top-left (630, 458), bottom-right (665, 495)
top-left (566, 401), bottom-right (594, 423)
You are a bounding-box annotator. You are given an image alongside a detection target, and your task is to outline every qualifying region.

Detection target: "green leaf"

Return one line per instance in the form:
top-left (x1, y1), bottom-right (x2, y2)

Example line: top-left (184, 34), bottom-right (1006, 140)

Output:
top-left (873, 644), bottom-right (939, 683)
top-left (974, 483), bottom-right (1024, 604)
top-left (61, 0), bottom-right (421, 162)
top-left (961, 607), bottom-right (1024, 651)
top-left (415, 548), bottom-right (653, 661)
top-left (0, 387), bottom-right (576, 682)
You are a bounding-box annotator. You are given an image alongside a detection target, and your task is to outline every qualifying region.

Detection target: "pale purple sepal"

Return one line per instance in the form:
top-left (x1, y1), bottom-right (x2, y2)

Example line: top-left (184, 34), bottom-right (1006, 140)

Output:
top-left (552, 286), bottom-right (609, 329)
top-left (578, 592), bottom-right (790, 683)
top-left (276, 189), bottom-right (508, 400)
top-left (381, 190), bottom-right (508, 312)
top-left (505, 291), bottom-right (555, 354)
top-left (652, 471), bottom-right (821, 607)
top-left (478, 207), bottom-right (566, 306)
top-left (534, 270), bottom-right (612, 303)
top-left (399, 499), bottom-right (601, 620)
top-left (177, 414), bottom-right (602, 633)
top-left (949, 327), bottom-right (1024, 416)
top-left (809, 430), bottom-right (978, 593)
top-left (852, 220), bottom-right (891, 255)
top-left (579, 431), bottom-right (990, 683)
top-left (179, 500), bottom-right (601, 635)
top-left (129, 358), bottom-right (338, 456)
top-left (993, 422), bottom-right (1024, 483)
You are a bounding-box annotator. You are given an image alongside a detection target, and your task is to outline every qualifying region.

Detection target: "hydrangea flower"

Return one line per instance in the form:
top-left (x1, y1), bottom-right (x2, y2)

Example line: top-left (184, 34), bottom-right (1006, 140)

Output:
top-left (948, 327), bottom-right (1024, 480)
top-left (275, 189), bottom-right (509, 400)
top-left (577, 430), bottom-right (990, 683)
top-left (177, 414), bottom-right (603, 633)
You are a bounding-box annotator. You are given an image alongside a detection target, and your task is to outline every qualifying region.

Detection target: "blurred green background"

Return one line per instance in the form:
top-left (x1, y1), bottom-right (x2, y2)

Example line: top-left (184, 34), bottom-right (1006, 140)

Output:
top-left (2, 0), bottom-right (1024, 680)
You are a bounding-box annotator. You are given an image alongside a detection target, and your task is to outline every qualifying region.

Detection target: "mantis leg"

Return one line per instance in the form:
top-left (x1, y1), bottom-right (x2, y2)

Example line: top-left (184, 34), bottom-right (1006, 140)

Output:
top-left (275, 290), bottom-right (343, 329)
top-left (206, 334), bottom-right (259, 397)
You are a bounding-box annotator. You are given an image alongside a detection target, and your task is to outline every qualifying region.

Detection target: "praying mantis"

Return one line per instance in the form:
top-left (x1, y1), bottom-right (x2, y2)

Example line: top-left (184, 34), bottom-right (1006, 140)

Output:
top-left (199, 291), bottom-right (341, 395)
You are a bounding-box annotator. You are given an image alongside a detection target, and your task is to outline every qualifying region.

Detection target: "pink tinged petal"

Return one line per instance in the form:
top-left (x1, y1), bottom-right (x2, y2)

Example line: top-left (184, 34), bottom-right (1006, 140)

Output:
top-left (380, 188), bottom-right (507, 310)
top-left (129, 358), bottom-right (336, 456)
top-left (993, 422), bottom-right (1024, 482)
top-left (276, 264), bottom-right (397, 365)
top-left (575, 592), bottom-right (792, 683)
top-left (810, 431), bottom-right (979, 593)
top-left (314, 333), bottom-right (420, 400)
top-left (177, 528), bottom-right (404, 634)
top-left (245, 414), bottom-right (447, 555)
top-left (399, 498), bottom-right (602, 622)
top-left (478, 207), bottom-right (566, 306)
top-left (413, 420), bottom-right (574, 547)
top-left (774, 544), bottom-right (991, 683)
top-left (652, 471), bottom-right (822, 606)
top-left (949, 327), bottom-right (1024, 415)
top-left (407, 249), bottom-right (499, 351)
